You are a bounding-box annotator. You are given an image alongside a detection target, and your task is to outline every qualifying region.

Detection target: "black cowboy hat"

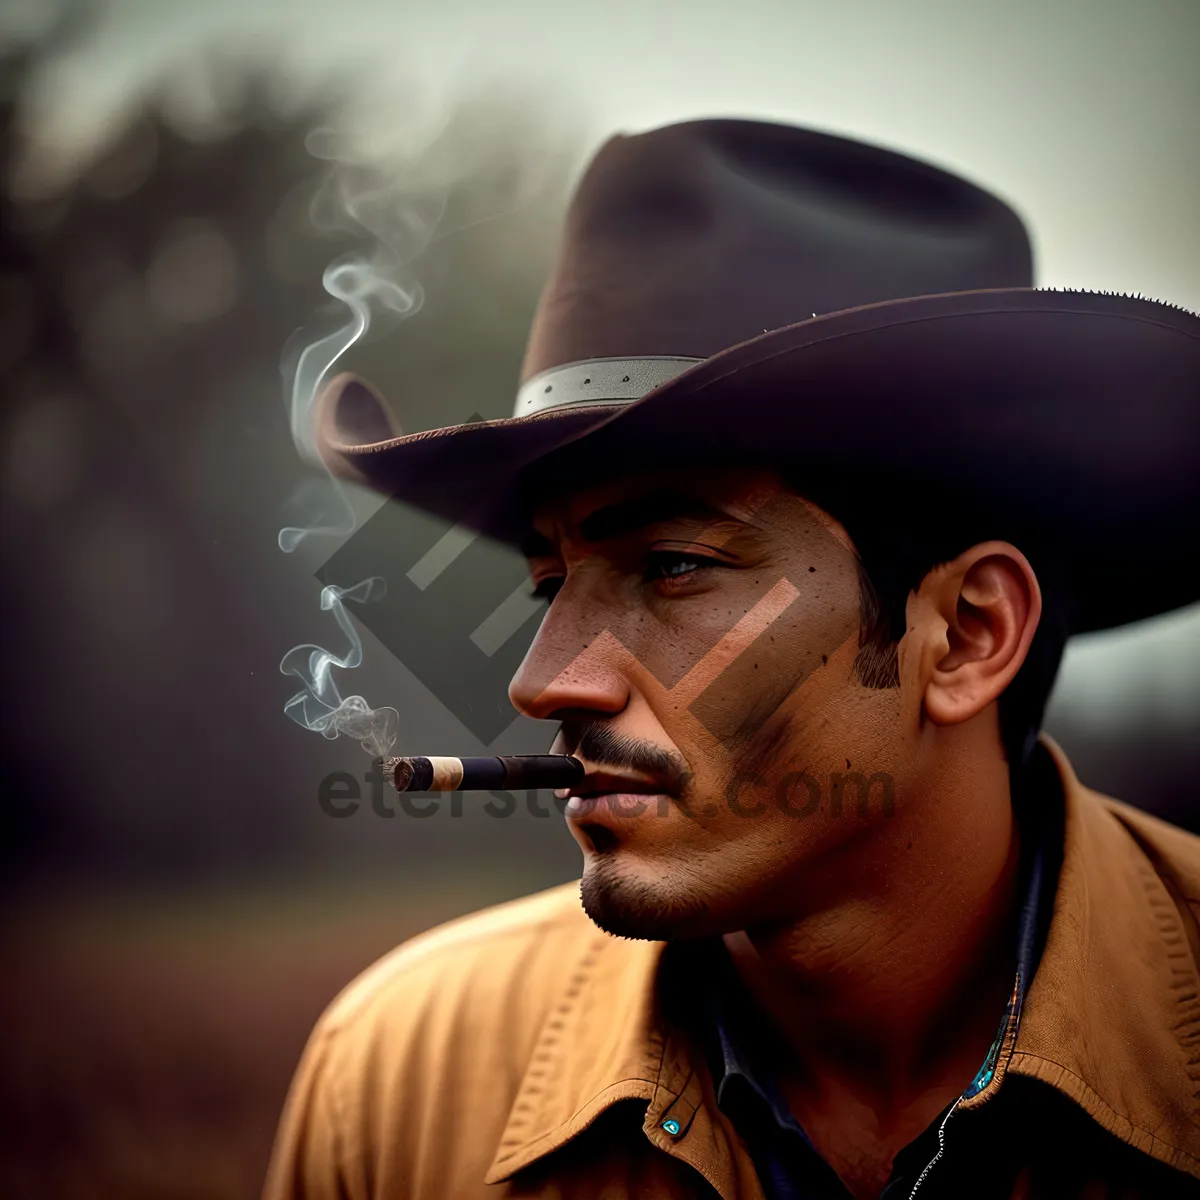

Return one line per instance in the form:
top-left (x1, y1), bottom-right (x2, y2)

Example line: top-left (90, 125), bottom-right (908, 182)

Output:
top-left (313, 117), bottom-right (1200, 632)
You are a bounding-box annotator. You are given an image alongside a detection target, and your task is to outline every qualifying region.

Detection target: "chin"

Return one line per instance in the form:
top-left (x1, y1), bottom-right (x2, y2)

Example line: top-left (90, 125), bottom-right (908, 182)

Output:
top-left (578, 854), bottom-right (724, 942)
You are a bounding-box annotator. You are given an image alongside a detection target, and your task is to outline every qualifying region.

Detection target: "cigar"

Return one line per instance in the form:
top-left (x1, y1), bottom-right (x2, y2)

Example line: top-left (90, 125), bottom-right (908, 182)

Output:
top-left (378, 754), bottom-right (585, 793)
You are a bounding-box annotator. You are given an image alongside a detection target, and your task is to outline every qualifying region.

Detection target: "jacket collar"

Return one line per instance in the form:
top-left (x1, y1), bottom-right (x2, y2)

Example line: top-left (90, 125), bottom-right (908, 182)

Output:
top-left (486, 735), bottom-right (1200, 1185)
top-left (970, 736), bottom-right (1200, 1178)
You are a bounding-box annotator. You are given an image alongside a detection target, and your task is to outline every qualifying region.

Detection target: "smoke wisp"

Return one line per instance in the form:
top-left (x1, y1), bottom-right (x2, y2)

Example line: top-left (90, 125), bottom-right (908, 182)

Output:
top-left (276, 126), bottom-right (443, 758)
top-left (275, 96), bottom-right (573, 760)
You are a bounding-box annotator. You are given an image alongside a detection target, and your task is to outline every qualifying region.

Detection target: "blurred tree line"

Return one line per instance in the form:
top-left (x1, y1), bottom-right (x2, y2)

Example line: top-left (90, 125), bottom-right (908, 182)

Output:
top-left (0, 12), bottom-right (583, 1195)
top-left (0, 5), bottom-right (584, 889)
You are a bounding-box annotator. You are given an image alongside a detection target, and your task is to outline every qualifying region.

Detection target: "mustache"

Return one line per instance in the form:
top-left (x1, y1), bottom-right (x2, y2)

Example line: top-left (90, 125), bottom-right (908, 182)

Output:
top-left (561, 722), bottom-right (693, 795)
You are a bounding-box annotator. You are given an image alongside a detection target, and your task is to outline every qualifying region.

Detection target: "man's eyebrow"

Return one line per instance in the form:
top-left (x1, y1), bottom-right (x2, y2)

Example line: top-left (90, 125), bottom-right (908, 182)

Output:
top-left (578, 489), bottom-right (746, 544)
top-left (520, 489), bottom-right (750, 559)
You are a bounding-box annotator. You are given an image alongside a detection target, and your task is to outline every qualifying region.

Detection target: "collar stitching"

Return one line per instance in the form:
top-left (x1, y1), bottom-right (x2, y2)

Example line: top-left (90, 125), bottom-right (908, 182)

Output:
top-left (1137, 859), bottom-right (1200, 1108)
top-left (493, 938), bottom-right (606, 1146)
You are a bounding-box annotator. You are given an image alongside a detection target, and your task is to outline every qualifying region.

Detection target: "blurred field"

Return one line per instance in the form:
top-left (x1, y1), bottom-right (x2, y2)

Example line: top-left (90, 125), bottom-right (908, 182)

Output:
top-left (0, 867), bottom-right (569, 1200)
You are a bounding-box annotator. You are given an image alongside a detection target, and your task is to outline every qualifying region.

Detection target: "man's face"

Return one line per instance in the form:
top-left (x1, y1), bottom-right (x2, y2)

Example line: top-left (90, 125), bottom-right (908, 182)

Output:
top-left (510, 464), bottom-right (914, 941)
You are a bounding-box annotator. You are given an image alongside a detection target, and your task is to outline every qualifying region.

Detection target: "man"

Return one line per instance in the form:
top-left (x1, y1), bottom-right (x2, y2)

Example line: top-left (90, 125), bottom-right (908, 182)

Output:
top-left (264, 119), bottom-right (1200, 1198)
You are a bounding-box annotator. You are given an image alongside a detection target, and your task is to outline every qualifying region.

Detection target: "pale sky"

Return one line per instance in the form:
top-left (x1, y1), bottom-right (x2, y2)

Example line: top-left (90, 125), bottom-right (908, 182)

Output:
top-left (24, 0), bottom-right (1200, 305)
top-left (16, 0), bottom-right (1200, 723)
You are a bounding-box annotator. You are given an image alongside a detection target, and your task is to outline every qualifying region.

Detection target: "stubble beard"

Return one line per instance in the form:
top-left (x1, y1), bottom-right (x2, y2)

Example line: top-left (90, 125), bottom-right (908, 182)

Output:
top-left (574, 705), bottom-right (817, 942)
top-left (578, 851), bottom-right (715, 942)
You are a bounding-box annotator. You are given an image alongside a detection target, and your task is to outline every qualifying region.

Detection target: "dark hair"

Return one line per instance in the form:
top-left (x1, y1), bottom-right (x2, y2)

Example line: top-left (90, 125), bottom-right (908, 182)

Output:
top-left (782, 466), bottom-right (1075, 766)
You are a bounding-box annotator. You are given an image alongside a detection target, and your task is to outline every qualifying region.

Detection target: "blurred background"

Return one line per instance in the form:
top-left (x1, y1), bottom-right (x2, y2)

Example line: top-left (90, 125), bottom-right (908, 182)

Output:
top-left (0, 0), bottom-right (1196, 1196)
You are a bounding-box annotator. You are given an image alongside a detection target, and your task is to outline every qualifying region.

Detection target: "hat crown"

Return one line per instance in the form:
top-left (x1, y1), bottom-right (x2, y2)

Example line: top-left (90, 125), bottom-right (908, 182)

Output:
top-left (316, 121), bottom-right (1199, 635)
top-left (519, 118), bottom-right (1034, 389)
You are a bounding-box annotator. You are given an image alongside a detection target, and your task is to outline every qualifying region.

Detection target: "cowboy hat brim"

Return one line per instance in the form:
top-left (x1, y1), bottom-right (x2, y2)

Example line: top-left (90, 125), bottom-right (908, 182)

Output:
top-left (314, 287), bottom-right (1200, 633)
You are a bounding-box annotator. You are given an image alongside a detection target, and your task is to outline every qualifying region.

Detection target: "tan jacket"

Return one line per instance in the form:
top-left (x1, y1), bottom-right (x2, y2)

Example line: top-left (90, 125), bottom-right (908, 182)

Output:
top-left (264, 740), bottom-right (1200, 1198)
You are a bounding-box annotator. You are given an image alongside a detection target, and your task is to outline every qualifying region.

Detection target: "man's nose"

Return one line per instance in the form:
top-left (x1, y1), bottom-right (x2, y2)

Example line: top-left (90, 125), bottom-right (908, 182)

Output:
top-left (508, 604), bottom-right (632, 723)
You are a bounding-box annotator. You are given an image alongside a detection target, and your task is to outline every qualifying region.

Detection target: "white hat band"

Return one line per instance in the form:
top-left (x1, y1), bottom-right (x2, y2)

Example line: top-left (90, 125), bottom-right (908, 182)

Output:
top-left (514, 356), bottom-right (703, 417)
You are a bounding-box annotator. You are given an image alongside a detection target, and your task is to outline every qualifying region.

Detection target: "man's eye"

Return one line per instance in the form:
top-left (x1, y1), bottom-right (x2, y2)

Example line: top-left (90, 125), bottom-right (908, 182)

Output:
top-left (644, 551), bottom-right (717, 583)
top-left (530, 577), bottom-right (564, 604)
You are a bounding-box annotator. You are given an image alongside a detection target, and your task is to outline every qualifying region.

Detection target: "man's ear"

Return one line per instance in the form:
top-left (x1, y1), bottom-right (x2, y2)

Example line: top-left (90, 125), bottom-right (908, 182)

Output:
top-left (917, 542), bottom-right (1042, 728)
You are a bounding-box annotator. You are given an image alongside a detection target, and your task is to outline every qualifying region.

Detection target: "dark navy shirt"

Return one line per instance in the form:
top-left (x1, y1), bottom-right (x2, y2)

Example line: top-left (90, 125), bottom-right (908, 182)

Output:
top-left (694, 753), bottom-right (1063, 1200)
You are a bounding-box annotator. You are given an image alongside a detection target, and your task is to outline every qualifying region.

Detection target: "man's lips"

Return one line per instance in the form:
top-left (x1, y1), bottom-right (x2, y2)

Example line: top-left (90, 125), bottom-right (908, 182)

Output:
top-left (554, 764), bottom-right (673, 819)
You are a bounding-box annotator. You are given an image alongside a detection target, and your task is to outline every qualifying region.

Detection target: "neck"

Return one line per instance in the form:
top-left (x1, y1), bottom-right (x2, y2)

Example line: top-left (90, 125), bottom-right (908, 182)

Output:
top-left (723, 738), bottom-right (1023, 1119)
